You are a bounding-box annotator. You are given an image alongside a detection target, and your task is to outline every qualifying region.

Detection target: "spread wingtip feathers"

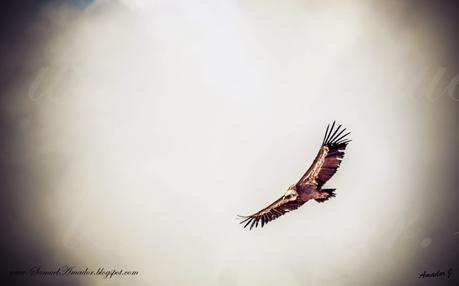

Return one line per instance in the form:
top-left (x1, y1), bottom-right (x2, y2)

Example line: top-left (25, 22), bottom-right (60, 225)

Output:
top-left (323, 121), bottom-right (351, 146)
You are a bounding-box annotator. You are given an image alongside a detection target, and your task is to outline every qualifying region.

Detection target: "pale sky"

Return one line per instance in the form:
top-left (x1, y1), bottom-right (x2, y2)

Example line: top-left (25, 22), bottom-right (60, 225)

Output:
top-left (1, 1), bottom-right (459, 286)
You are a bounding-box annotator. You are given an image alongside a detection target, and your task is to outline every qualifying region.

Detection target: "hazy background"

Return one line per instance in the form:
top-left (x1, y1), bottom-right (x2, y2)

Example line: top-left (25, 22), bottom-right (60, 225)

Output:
top-left (1, 1), bottom-right (459, 285)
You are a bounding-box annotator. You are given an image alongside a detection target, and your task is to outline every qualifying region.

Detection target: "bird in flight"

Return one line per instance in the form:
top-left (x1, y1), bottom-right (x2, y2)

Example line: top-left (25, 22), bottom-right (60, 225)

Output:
top-left (238, 121), bottom-right (350, 229)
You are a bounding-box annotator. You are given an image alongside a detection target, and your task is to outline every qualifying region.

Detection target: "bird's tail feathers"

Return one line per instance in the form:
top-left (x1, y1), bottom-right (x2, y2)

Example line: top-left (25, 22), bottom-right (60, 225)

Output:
top-left (315, 188), bottom-right (336, 203)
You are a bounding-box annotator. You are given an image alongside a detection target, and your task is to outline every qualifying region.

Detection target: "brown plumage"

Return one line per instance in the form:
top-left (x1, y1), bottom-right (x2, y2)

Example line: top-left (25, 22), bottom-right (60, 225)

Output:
top-left (238, 121), bottom-right (350, 229)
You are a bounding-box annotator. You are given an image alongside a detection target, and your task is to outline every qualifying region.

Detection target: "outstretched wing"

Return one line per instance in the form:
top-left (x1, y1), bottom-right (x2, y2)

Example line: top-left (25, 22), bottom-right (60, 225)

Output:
top-left (298, 121), bottom-right (350, 188)
top-left (238, 196), bottom-right (305, 230)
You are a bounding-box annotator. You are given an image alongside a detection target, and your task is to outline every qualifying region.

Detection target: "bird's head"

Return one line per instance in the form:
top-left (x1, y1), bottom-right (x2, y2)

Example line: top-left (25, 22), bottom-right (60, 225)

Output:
top-left (283, 185), bottom-right (297, 201)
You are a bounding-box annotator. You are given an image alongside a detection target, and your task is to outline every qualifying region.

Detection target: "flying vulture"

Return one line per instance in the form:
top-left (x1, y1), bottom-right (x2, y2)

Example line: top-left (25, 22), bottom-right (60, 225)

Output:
top-left (238, 121), bottom-right (350, 229)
